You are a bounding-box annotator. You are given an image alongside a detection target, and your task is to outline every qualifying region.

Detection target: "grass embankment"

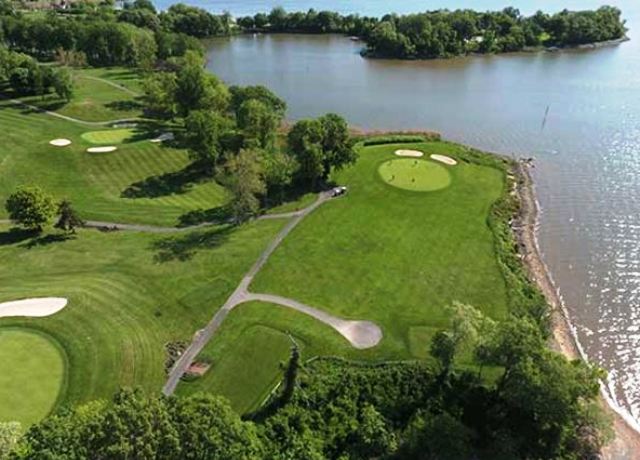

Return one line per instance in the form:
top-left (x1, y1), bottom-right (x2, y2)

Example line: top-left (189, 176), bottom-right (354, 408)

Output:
top-left (181, 141), bottom-right (511, 410)
top-left (0, 218), bottom-right (286, 424)
top-left (8, 67), bottom-right (143, 122)
top-left (0, 329), bottom-right (66, 427)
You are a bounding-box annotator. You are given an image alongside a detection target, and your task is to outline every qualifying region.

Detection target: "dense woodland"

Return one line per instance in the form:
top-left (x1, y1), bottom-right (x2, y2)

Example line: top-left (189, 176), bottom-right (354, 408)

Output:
top-left (239, 6), bottom-right (627, 58)
top-left (0, 1), bottom-right (620, 458)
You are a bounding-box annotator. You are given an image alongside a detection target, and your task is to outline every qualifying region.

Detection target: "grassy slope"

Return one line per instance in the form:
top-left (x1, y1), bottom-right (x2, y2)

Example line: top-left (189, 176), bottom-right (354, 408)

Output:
top-left (0, 329), bottom-right (66, 427)
top-left (12, 67), bottom-right (143, 122)
top-left (0, 219), bottom-right (285, 414)
top-left (178, 301), bottom-right (364, 413)
top-left (251, 142), bottom-right (508, 358)
top-left (0, 101), bottom-right (228, 225)
top-left (180, 141), bottom-right (509, 410)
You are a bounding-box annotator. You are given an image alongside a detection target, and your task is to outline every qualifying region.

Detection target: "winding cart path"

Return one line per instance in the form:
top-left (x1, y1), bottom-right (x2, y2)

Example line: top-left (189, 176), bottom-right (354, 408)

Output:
top-left (161, 191), bottom-right (383, 395)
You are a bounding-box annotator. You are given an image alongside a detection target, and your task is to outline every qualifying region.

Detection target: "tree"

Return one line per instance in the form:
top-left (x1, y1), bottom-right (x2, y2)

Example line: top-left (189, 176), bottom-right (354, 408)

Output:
top-left (52, 67), bottom-right (74, 102)
top-left (5, 186), bottom-right (56, 232)
top-left (175, 52), bottom-right (229, 115)
top-left (280, 345), bottom-right (299, 405)
top-left (229, 85), bottom-right (286, 116)
top-left (318, 113), bottom-right (357, 178)
top-left (287, 119), bottom-right (325, 187)
top-left (142, 71), bottom-right (178, 119)
top-left (237, 99), bottom-right (279, 149)
top-left (183, 110), bottom-right (232, 172)
top-left (0, 422), bottom-right (20, 459)
top-left (430, 330), bottom-right (456, 376)
top-left (55, 200), bottom-right (84, 234)
top-left (171, 394), bottom-right (263, 459)
top-left (261, 151), bottom-right (298, 203)
top-left (221, 149), bottom-right (266, 223)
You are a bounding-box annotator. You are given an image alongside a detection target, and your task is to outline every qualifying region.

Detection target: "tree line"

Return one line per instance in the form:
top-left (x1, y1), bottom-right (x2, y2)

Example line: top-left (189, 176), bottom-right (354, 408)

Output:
top-left (4, 304), bottom-right (609, 459)
top-left (0, 0), bottom-right (228, 68)
top-left (238, 6), bottom-right (626, 59)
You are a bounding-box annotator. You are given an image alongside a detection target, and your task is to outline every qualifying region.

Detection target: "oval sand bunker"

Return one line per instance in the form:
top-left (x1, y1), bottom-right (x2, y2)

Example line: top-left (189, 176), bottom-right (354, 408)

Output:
top-left (430, 154), bottom-right (457, 166)
top-left (395, 149), bottom-right (424, 157)
top-left (0, 297), bottom-right (68, 318)
top-left (87, 146), bottom-right (117, 153)
top-left (49, 139), bottom-right (72, 147)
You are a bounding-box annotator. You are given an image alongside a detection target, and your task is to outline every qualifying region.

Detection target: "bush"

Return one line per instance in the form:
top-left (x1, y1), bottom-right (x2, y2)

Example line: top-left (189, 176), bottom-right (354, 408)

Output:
top-left (362, 135), bottom-right (426, 146)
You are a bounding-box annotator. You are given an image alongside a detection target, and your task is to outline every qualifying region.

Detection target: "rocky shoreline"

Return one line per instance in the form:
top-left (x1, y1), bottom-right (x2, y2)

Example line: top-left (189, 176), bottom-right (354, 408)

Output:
top-left (514, 161), bottom-right (640, 459)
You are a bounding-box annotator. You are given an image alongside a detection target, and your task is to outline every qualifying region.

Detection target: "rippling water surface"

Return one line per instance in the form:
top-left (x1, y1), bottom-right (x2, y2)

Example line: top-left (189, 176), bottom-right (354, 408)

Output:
top-left (167, 0), bottom-right (640, 424)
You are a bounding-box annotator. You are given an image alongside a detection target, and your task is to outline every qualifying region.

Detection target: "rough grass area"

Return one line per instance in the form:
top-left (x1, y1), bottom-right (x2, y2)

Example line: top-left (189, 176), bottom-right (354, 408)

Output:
top-left (178, 301), bottom-right (362, 413)
top-left (81, 128), bottom-right (138, 145)
top-left (7, 67), bottom-right (143, 122)
top-left (0, 328), bottom-right (66, 427)
top-left (251, 141), bottom-right (508, 360)
top-left (0, 219), bottom-right (285, 422)
top-left (378, 158), bottom-right (451, 191)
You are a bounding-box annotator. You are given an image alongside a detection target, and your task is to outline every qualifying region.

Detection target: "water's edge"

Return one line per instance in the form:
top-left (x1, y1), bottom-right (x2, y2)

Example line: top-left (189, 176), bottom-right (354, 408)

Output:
top-left (515, 162), bottom-right (640, 457)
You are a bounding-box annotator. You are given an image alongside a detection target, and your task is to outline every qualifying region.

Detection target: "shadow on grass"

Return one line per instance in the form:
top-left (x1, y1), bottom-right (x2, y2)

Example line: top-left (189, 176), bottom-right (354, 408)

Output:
top-left (0, 227), bottom-right (73, 248)
top-left (21, 233), bottom-right (73, 249)
top-left (178, 206), bottom-right (231, 227)
top-left (121, 163), bottom-right (212, 199)
top-left (0, 228), bottom-right (38, 246)
top-left (152, 225), bottom-right (234, 262)
top-left (105, 99), bottom-right (143, 112)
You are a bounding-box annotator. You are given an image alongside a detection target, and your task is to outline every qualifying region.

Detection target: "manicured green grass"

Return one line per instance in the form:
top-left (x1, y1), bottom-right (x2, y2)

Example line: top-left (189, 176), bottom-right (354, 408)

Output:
top-left (0, 101), bottom-right (228, 225)
top-left (81, 128), bottom-right (139, 145)
top-left (178, 301), bottom-right (364, 412)
top-left (251, 142), bottom-right (508, 360)
top-left (378, 158), bottom-right (451, 192)
top-left (0, 219), bottom-right (285, 419)
top-left (0, 328), bottom-right (66, 427)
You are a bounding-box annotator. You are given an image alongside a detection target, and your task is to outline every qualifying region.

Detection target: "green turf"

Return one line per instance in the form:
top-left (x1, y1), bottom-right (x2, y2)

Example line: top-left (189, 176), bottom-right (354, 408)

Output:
top-left (0, 101), bottom-right (229, 226)
top-left (378, 158), bottom-right (451, 192)
top-left (81, 128), bottom-right (138, 145)
top-left (0, 219), bottom-right (285, 419)
top-left (7, 67), bottom-right (143, 123)
top-left (178, 301), bottom-right (364, 413)
top-left (251, 142), bottom-right (508, 360)
top-left (0, 329), bottom-right (66, 427)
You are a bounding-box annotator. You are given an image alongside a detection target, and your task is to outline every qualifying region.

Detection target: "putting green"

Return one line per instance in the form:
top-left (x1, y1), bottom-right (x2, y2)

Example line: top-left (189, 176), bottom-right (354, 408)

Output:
top-left (81, 128), bottom-right (137, 145)
top-left (0, 329), bottom-right (66, 427)
top-left (378, 158), bottom-right (451, 192)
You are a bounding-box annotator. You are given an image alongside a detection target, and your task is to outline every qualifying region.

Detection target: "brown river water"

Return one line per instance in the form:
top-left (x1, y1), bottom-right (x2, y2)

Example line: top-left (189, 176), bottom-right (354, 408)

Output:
top-left (200, 0), bottom-right (640, 427)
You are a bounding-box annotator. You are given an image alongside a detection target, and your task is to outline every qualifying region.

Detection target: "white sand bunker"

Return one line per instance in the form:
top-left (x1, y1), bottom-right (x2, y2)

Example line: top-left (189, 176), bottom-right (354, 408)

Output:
top-left (49, 139), bottom-right (72, 147)
top-left (430, 154), bottom-right (458, 166)
top-left (87, 146), bottom-right (117, 153)
top-left (395, 149), bottom-right (424, 157)
top-left (0, 297), bottom-right (68, 318)
top-left (150, 132), bottom-right (175, 143)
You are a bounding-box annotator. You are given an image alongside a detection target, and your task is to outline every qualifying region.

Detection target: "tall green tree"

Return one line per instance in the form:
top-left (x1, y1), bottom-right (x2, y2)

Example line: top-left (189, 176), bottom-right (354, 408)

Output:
top-left (52, 67), bottom-right (74, 102)
top-left (183, 110), bottom-right (232, 172)
top-left (5, 186), bottom-right (56, 232)
top-left (237, 99), bottom-right (279, 149)
top-left (142, 71), bottom-right (178, 119)
top-left (221, 149), bottom-right (266, 223)
top-left (175, 52), bottom-right (230, 116)
top-left (54, 200), bottom-right (84, 234)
